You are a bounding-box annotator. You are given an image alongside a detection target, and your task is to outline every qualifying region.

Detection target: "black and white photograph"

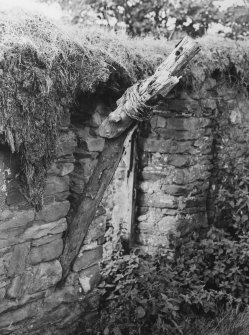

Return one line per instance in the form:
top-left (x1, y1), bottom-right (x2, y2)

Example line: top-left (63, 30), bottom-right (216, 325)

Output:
top-left (0, 0), bottom-right (248, 334)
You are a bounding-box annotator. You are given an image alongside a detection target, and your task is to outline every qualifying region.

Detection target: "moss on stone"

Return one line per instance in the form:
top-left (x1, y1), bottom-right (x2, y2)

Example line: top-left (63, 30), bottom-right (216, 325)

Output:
top-left (0, 8), bottom-right (248, 208)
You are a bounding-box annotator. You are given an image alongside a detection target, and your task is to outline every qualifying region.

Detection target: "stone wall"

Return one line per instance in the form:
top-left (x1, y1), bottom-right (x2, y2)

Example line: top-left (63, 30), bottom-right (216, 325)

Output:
top-left (0, 107), bottom-right (81, 334)
top-left (135, 79), bottom-right (249, 253)
top-left (136, 93), bottom-right (213, 253)
top-left (0, 78), bottom-right (248, 334)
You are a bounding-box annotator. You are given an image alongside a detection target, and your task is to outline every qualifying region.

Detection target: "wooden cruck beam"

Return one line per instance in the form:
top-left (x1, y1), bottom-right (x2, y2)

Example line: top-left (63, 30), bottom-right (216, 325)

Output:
top-left (60, 37), bottom-right (200, 280)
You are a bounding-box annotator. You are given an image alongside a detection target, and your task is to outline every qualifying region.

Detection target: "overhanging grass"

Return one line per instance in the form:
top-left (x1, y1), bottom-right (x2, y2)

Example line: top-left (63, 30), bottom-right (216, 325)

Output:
top-left (1, 8), bottom-right (249, 208)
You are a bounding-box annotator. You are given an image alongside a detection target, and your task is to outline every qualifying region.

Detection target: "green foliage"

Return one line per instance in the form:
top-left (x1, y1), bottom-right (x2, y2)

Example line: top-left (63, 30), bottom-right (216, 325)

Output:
top-left (51, 0), bottom-right (249, 40)
top-left (220, 5), bottom-right (249, 40)
top-left (172, 228), bottom-right (249, 304)
top-left (83, 140), bottom-right (249, 334)
top-left (79, 224), bottom-right (248, 335)
top-left (214, 116), bottom-right (249, 236)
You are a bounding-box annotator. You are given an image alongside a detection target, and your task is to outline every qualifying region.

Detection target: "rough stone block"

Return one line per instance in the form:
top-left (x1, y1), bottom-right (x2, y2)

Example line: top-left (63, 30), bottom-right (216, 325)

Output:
top-left (139, 180), bottom-right (162, 194)
top-left (31, 233), bottom-right (62, 247)
top-left (79, 264), bottom-right (101, 293)
top-left (137, 233), bottom-right (169, 249)
top-left (0, 302), bottom-right (39, 328)
top-left (0, 275), bottom-right (9, 289)
top-left (161, 184), bottom-right (189, 196)
top-left (22, 218), bottom-right (67, 240)
top-left (165, 117), bottom-right (211, 131)
top-left (48, 162), bottom-right (74, 176)
top-left (0, 287), bottom-right (5, 300)
top-left (79, 158), bottom-right (98, 179)
top-left (29, 238), bottom-right (63, 265)
top-left (28, 260), bottom-right (62, 293)
top-left (141, 138), bottom-right (193, 154)
top-left (141, 168), bottom-right (174, 182)
top-left (137, 221), bottom-right (154, 233)
top-left (150, 115), bottom-right (167, 129)
top-left (81, 241), bottom-right (98, 253)
top-left (201, 98), bottom-right (217, 111)
top-left (156, 128), bottom-right (201, 140)
top-left (70, 177), bottom-right (85, 194)
top-left (7, 242), bottom-right (30, 277)
top-left (35, 201), bottom-right (70, 223)
top-left (97, 235), bottom-right (106, 245)
top-left (6, 180), bottom-right (27, 207)
top-left (161, 208), bottom-right (178, 216)
top-left (44, 176), bottom-right (69, 196)
top-left (0, 209), bottom-right (15, 221)
top-left (0, 290), bottom-right (44, 315)
top-left (59, 162), bottom-right (74, 176)
top-left (167, 154), bottom-right (190, 167)
top-left (137, 214), bottom-right (149, 222)
top-left (91, 112), bottom-right (102, 127)
top-left (156, 216), bottom-right (178, 234)
top-left (0, 209), bottom-right (35, 231)
top-left (83, 137), bottom-right (105, 152)
top-left (7, 275), bottom-right (24, 298)
top-left (138, 193), bottom-right (177, 209)
top-left (157, 98), bottom-right (201, 113)
top-left (54, 191), bottom-right (70, 202)
top-left (175, 166), bottom-right (211, 185)
top-left (73, 246), bottom-right (103, 272)
top-left (84, 215), bottom-right (106, 245)
top-left (74, 147), bottom-right (99, 159)
top-left (43, 286), bottom-right (78, 312)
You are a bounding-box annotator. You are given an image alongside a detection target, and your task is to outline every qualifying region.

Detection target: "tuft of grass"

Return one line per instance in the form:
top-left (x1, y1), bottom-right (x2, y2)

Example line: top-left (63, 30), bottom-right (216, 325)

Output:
top-left (0, 8), bottom-right (249, 207)
top-left (183, 308), bottom-right (249, 335)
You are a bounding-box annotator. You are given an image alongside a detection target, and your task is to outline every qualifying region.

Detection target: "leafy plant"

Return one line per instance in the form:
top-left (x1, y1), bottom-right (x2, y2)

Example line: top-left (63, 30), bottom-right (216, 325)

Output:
top-left (80, 224), bottom-right (245, 335)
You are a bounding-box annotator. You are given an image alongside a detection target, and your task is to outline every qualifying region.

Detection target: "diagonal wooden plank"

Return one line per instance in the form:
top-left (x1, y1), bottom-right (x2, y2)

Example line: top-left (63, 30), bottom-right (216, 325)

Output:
top-left (60, 37), bottom-right (200, 281)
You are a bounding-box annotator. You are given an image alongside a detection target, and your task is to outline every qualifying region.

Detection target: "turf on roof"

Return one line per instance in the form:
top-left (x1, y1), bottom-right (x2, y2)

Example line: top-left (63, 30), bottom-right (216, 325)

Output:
top-left (0, 9), bottom-right (249, 208)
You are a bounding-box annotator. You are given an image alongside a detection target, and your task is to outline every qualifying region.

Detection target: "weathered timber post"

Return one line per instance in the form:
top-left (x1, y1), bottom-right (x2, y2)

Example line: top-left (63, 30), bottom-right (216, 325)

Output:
top-left (60, 37), bottom-right (200, 280)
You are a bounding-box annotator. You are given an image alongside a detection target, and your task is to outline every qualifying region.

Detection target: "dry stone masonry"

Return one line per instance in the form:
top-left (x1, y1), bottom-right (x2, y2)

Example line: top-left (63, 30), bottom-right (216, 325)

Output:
top-left (136, 95), bottom-right (213, 253)
top-left (0, 75), bottom-right (248, 333)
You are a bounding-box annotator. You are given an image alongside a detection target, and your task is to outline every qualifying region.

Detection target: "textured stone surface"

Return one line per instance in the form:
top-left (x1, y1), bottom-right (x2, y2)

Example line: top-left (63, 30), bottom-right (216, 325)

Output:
top-left (84, 215), bottom-right (106, 245)
top-left (28, 260), bottom-right (62, 293)
top-left (0, 209), bottom-right (35, 230)
top-left (135, 98), bottom-right (215, 253)
top-left (84, 137), bottom-right (105, 152)
top-left (59, 162), bottom-right (74, 176)
top-left (7, 242), bottom-right (30, 276)
top-left (0, 83), bottom-right (246, 334)
top-left (35, 201), bottom-right (70, 222)
top-left (44, 176), bottom-right (69, 196)
top-left (79, 264), bottom-right (101, 293)
top-left (141, 138), bottom-right (193, 154)
top-left (0, 247), bottom-right (11, 274)
top-left (73, 246), bottom-right (103, 272)
top-left (7, 260), bottom-right (63, 299)
top-left (7, 275), bottom-right (25, 298)
top-left (31, 233), bottom-right (62, 247)
top-left (29, 238), bottom-right (63, 265)
top-left (0, 302), bottom-right (39, 328)
top-left (22, 218), bottom-right (67, 240)
top-left (6, 180), bottom-right (27, 207)
top-left (138, 193), bottom-right (177, 209)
